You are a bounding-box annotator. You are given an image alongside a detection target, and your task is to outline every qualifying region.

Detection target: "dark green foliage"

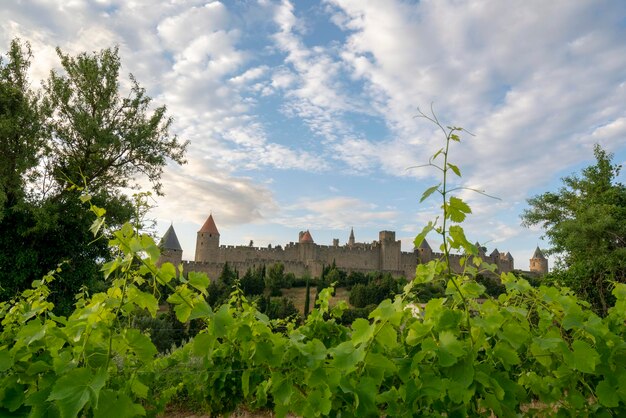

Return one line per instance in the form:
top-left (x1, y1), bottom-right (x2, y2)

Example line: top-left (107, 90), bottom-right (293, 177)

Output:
top-left (0, 39), bottom-right (187, 311)
top-left (265, 262), bottom-right (286, 294)
top-left (522, 145), bottom-right (626, 314)
top-left (218, 262), bottom-right (238, 287)
top-left (4, 120), bottom-right (626, 417)
top-left (239, 266), bottom-right (265, 296)
top-left (264, 296), bottom-right (300, 321)
top-left (348, 272), bottom-right (403, 308)
top-left (132, 311), bottom-right (188, 353)
top-left (303, 275), bottom-right (311, 318)
top-left (411, 280), bottom-right (446, 302)
top-left (207, 280), bottom-right (230, 308)
top-left (475, 274), bottom-right (506, 297)
top-left (0, 39), bottom-right (44, 211)
top-left (337, 306), bottom-right (374, 325)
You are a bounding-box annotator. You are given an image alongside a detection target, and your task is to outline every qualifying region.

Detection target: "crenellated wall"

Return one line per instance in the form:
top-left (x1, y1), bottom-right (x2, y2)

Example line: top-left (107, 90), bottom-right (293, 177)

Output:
top-left (163, 225), bottom-right (516, 281)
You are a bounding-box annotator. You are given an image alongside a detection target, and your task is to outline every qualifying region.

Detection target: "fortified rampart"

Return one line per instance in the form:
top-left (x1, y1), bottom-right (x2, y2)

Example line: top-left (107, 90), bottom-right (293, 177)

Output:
top-left (157, 214), bottom-right (548, 281)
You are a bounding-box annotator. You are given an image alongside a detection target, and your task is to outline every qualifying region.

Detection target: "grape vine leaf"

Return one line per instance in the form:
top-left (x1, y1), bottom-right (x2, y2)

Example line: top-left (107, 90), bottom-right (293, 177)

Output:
top-left (48, 368), bottom-right (107, 418)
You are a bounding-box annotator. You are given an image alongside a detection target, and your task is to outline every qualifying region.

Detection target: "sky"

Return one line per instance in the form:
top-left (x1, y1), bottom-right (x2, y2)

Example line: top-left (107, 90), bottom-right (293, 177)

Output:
top-left (2, 0), bottom-right (626, 271)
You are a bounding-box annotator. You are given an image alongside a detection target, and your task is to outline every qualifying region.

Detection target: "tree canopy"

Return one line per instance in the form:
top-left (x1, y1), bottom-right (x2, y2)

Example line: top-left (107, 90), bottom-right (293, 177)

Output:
top-left (0, 39), bottom-right (187, 312)
top-left (522, 144), bottom-right (626, 313)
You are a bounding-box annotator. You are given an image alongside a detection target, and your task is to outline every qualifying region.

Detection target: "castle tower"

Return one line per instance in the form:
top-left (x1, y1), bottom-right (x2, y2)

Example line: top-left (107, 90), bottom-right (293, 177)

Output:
top-left (195, 214), bottom-right (220, 262)
top-left (489, 248), bottom-right (500, 271)
top-left (298, 230), bottom-right (319, 272)
top-left (379, 230), bottom-right (400, 271)
top-left (348, 228), bottom-right (355, 247)
top-left (417, 238), bottom-right (433, 263)
top-left (158, 224), bottom-right (183, 267)
top-left (529, 246), bottom-right (548, 274)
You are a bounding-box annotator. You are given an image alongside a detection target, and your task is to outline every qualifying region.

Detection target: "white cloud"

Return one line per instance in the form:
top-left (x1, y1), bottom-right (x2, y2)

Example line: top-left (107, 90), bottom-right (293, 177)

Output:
top-left (277, 196), bottom-right (399, 230)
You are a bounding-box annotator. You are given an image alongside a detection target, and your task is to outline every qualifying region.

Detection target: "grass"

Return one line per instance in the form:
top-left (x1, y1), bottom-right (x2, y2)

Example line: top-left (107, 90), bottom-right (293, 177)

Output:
top-left (279, 287), bottom-right (350, 315)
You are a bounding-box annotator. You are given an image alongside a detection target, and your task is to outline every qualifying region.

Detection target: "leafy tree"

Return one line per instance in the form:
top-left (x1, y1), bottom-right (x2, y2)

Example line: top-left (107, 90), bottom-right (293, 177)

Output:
top-left (303, 274), bottom-right (311, 318)
top-left (522, 145), bottom-right (626, 314)
top-left (265, 263), bottom-right (285, 295)
top-left (42, 45), bottom-right (187, 195)
top-left (0, 39), bottom-right (44, 213)
top-left (240, 266), bottom-right (264, 296)
top-left (0, 40), bottom-right (187, 312)
top-left (218, 262), bottom-right (238, 286)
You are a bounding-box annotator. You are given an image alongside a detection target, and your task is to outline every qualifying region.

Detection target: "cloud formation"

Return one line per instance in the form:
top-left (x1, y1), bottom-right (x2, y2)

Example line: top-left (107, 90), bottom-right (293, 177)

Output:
top-left (2, 0), bottom-right (626, 267)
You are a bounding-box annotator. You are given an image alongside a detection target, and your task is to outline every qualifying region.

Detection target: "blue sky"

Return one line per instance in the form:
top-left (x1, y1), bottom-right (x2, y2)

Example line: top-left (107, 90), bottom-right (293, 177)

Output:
top-left (3, 0), bottom-right (626, 271)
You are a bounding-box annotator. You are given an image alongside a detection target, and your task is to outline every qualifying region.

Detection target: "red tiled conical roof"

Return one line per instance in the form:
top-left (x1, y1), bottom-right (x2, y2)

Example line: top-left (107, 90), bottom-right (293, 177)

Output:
top-left (301, 230), bottom-right (314, 243)
top-left (199, 214), bottom-right (219, 235)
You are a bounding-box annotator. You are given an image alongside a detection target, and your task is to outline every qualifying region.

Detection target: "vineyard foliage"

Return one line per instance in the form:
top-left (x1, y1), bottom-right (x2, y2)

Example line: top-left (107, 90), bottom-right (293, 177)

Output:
top-left (2, 115), bottom-right (626, 417)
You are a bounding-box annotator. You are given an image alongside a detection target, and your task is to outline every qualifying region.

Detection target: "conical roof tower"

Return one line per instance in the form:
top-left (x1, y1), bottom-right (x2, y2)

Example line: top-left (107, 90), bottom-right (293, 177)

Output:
top-left (530, 246), bottom-right (548, 274)
top-left (195, 213), bottom-right (220, 262)
top-left (157, 224), bottom-right (183, 267)
top-left (160, 224), bottom-right (182, 251)
top-left (199, 214), bottom-right (219, 235)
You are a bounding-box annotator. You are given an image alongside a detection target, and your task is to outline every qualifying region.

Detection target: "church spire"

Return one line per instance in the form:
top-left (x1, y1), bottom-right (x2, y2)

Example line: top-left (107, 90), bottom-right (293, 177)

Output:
top-left (348, 227), bottom-right (355, 246)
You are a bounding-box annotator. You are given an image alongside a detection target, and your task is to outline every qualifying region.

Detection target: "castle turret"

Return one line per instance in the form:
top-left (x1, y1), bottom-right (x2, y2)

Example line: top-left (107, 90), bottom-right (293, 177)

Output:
top-left (417, 238), bottom-right (433, 263)
top-left (348, 228), bottom-right (355, 247)
top-left (530, 246), bottom-right (548, 274)
top-left (379, 230), bottom-right (400, 271)
top-left (195, 214), bottom-right (220, 262)
top-left (158, 224), bottom-right (183, 267)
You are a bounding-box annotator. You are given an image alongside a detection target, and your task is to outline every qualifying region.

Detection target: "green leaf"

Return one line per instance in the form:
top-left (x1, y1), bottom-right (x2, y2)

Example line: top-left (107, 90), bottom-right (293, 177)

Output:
top-left (189, 299), bottom-right (212, 320)
top-left (500, 322), bottom-right (530, 349)
top-left (172, 303), bottom-right (191, 323)
top-left (375, 322), bottom-right (398, 350)
top-left (213, 305), bottom-right (235, 338)
top-left (157, 262), bottom-right (176, 285)
top-left (331, 341), bottom-right (363, 371)
top-left (446, 196), bottom-right (472, 223)
top-left (448, 225), bottom-right (472, 252)
top-left (493, 341), bottom-right (520, 369)
top-left (125, 330), bottom-right (157, 362)
top-left (242, 370), bottom-right (250, 398)
top-left (413, 220), bottom-right (436, 249)
top-left (459, 280), bottom-right (485, 298)
top-left (130, 378), bottom-right (149, 399)
top-left (566, 340), bottom-right (600, 373)
top-left (406, 322), bottom-right (432, 346)
top-left (355, 377), bottom-right (377, 416)
top-left (596, 380), bottom-right (619, 407)
top-left (94, 390), bottom-right (145, 418)
top-left (0, 349), bottom-right (13, 372)
top-left (438, 331), bottom-right (465, 367)
top-left (188, 271), bottom-right (209, 294)
top-left (48, 368), bottom-right (107, 418)
top-left (271, 376), bottom-right (293, 406)
top-left (351, 318), bottom-right (374, 346)
top-left (420, 183), bottom-right (441, 202)
top-left (89, 217), bottom-right (105, 236)
top-left (414, 261), bottom-right (437, 284)
top-left (447, 162), bottom-right (461, 177)
top-left (432, 147), bottom-right (444, 160)
top-left (192, 333), bottom-right (214, 357)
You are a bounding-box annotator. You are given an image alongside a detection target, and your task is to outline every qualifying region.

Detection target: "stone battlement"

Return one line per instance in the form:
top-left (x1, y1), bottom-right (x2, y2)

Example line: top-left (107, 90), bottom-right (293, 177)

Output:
top-left (158, 214), bottom-right (549, 280)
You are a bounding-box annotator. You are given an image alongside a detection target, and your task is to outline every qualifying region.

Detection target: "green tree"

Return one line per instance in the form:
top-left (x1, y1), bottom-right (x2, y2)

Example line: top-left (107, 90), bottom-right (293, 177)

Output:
top-left (219, 262), bottom-right (238, 286)
top-left (265, 262), bottom-right (285, 295)
top-left (0, 40), bottom-right (187, 312)
top-left (42, 45), bottom-right (187, 195)
top-left (240, 266), bottom-right (264, 296)
top-left (0, 39), bottom-right (44, 213)
top-left (522, 144), bottom-right (626, 314)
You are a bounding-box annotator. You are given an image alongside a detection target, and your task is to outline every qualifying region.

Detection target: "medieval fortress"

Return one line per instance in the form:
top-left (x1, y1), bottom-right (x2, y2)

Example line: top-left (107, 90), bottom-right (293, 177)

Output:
top-left (159, 214), bottom-right (548, 280)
